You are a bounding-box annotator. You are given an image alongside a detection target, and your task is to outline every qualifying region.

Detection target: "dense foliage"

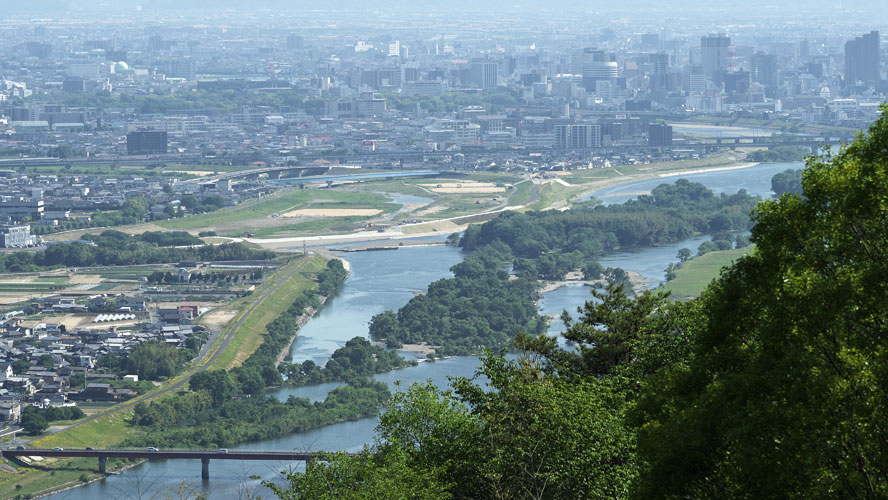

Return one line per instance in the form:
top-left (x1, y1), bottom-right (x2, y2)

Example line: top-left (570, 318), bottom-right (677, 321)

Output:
top-left (369, 243), bottom-right (547, 355)
top-left (21, 406), bottom-right (87, 435)
top-left (746, 145), bottom-right (811, 162)
top-left (239, 258), bottom-right (349, 392)
top-left (127, 378), bottom-right (390, 449)
top-left (97, 340), bottom-right (196, 381)
top-left (0, 230), bottom-right (275, 272)
top-left (461, 178), bottom-right (758, 272)
top-left (370, 179), bottom-right (758, 355)
top-left (634, 110), bottom-right (888, 499)
top-left (270, 106), bottom-right (888, 500)
top-left (125, 258), bottom-right (395, 449)
top-left (280, 336), bottom-right (416, 387)
top-left (770, 167), bottom-right (803, 195)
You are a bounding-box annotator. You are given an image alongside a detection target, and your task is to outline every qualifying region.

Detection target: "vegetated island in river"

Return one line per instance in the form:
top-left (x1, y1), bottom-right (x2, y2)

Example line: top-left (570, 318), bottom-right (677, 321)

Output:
top-left (369, 178), bottom-right (761, 356)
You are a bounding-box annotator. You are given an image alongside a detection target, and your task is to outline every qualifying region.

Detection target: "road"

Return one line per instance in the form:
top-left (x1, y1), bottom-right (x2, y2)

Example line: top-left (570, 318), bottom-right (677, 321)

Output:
top-left (39, 255), bottom-right (314, 438)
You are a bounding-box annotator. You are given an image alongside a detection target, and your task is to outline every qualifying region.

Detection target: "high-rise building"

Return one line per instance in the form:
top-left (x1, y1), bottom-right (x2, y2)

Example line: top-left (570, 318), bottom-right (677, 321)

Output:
top-left (648, 123), bottom-right (673, 147)
top-left (287, 34), bottom-right (304, 50)
top-left (752, 52), bottom-right (779, 88)
top-left (470, 60), bottom-right (498, 90)
top-left (169, 58), bottom-right (195, 79)
top-left (724, 71), bottom-right (750, 94)
top-left (573, 48), bottom-right (618, 91)
top-left (701, 34), bottom-right (731, 79)
top-left (844, 31), bottom-right (880, 86)
top-left (555, 124), bottom-right (601, 149)
top-left (649, 53), bottom-right (669, 90)
top-left (127, 131), bottom-right (168, 155)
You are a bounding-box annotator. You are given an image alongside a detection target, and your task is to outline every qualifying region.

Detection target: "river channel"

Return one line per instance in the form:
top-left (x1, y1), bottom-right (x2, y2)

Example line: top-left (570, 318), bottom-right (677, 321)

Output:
top-left (48, 161), bottom-right (803, 500)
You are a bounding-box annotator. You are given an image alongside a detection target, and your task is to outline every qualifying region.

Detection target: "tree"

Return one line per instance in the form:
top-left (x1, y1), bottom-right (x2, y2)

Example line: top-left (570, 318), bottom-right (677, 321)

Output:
top-left (21, 412), bottom-right (48, 435)
top-left (189, 370), bottom-right (239, 407)
top-left (11, 359), bottom-right (30, 375)
top-left (635, 105), bottom-right (888, 499)
top-left (38, 354), bottom-right (54, 370)
top-left (265, 449), bottom-right (451, 500)
top-left (676, 248), bottom-right (692, 262)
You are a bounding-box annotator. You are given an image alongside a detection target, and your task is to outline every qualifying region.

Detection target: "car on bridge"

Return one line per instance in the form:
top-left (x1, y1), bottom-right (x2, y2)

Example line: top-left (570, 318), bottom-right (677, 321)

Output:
top-left (218, 448), bottom-right (229, 454)
top-left (52, 447), bottom-right (63, 451)
top-left (147, 447), bottom-right (159, 452)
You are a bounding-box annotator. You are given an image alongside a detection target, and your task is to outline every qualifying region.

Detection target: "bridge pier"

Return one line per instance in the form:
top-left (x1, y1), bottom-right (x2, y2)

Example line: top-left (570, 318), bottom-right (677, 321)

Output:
top-left (98, 456), bottom-right (107, 474)
top-left (201, 458), bottom-right (210, 480)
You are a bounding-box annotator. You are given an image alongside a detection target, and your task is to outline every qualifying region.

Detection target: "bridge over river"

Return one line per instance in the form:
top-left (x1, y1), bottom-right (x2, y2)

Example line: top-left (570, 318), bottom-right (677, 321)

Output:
top-left (2, 448), bottom-right (351, 479)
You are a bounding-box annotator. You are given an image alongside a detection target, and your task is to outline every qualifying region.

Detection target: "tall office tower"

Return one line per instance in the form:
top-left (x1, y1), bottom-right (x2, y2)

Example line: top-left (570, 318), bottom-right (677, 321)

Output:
top-left (798, 39), bottom-right (810, 62)
top-left (683, 65), bottom-right (706, 92)
top-left (470, 60), bottom-right (498, 90)
top-left (752, 52), bottom-right (779, 88)
top-left (573, 48), bottom-right (617, 91)
top-left (844, 31), bottom-right (880, 85)
top-left (648, 123), bottom-right (673, 147)
top-left (700, 33), bottom-right (731, 79)
top-left (650, 53), bottom-right (669, 76)
top-left (287, 34), bottom-right (304, 50)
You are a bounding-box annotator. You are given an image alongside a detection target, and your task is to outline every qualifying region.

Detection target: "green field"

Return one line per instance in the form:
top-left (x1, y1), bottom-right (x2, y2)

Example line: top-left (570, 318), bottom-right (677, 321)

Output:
top-left (157, 189), bottom-right (399, 231)
top-left (660, 248), bottom-right (753, 299)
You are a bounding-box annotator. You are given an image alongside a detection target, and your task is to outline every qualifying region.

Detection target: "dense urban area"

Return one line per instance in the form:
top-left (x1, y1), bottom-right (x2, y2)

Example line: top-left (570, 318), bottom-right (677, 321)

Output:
top-left (0, 1), bottom-right (885, 498)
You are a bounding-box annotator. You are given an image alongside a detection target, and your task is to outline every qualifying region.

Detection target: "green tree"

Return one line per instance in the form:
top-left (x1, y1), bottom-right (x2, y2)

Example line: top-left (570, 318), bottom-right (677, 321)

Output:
top-left (676, 248), bottom-right (692, 262)
top-left (21, 412), bottom-right (48, 435)
top-left (635, 105), bottom-right (888, 498)
top-left (189, 370), bottom-right (239, 407)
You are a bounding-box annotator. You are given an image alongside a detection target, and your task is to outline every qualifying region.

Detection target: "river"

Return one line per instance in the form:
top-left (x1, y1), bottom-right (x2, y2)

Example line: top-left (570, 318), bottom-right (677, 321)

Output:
top-left (48, 161), bottom-right (803, 500)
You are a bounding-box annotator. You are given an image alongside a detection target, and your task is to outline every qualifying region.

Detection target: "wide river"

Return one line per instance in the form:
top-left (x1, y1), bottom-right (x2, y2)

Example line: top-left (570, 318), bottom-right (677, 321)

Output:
top-left (49, 161), bottom-right (803, 500)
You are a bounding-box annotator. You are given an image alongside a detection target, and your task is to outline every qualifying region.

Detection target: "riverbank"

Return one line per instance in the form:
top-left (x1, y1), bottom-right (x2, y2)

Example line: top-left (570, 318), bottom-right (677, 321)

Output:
top-left (657, 162), bottom-right (760, 178)
top-left (539, 270), bottom-right (657, 294)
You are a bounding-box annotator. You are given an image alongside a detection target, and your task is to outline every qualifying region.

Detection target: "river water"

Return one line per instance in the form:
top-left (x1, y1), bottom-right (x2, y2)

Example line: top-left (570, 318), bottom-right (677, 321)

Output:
top-left (49, 161), bottom-right (803, 500)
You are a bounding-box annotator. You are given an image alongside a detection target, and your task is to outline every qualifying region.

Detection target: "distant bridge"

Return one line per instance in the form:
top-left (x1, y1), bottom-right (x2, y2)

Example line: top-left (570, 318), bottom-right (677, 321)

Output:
top-left (2, 448), bottom-right (352, 479)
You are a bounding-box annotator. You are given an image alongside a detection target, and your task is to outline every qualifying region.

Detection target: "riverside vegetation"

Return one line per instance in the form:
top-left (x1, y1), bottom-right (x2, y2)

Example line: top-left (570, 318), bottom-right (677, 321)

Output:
top-left (124, 259), bottom-right (394, 449)
top-left (369, 178), bottom-right (760, 355)
top-left (263, 107), bottom-right (888, 500)
top-left (0, 230), bottom-right (275, 272)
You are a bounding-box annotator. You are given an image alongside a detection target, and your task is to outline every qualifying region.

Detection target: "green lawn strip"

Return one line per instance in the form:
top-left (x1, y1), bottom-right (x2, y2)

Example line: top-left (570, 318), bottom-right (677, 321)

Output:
top-left (659, 248), bottom-right (753, 299)
top-left (224, 216), bottom-right (371, 238)
top-left (157, 189), bottom-right (398, 230)
top-left (0, 283), bottom-right (68, 292)
top-left (211, 254), bottom-right (325, 370)
top-left (521, 182), bottom-right (569, 212)
top-left (506, 180), bottom-right (533, 206)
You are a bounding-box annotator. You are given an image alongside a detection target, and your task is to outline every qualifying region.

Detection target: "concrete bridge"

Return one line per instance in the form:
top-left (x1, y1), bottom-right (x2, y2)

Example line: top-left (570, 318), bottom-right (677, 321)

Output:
top-left (2, 448), bottom-right (352, 479)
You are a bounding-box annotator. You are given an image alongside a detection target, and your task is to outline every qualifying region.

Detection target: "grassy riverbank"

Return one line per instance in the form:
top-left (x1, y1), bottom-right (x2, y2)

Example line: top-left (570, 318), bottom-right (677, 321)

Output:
top-left (659, 247), bottom-right (753, 299)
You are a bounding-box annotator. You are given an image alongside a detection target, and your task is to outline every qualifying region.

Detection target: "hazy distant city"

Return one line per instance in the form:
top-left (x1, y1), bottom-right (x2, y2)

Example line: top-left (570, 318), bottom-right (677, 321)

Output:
top-left (0, 3), bottom-right (885, 498)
